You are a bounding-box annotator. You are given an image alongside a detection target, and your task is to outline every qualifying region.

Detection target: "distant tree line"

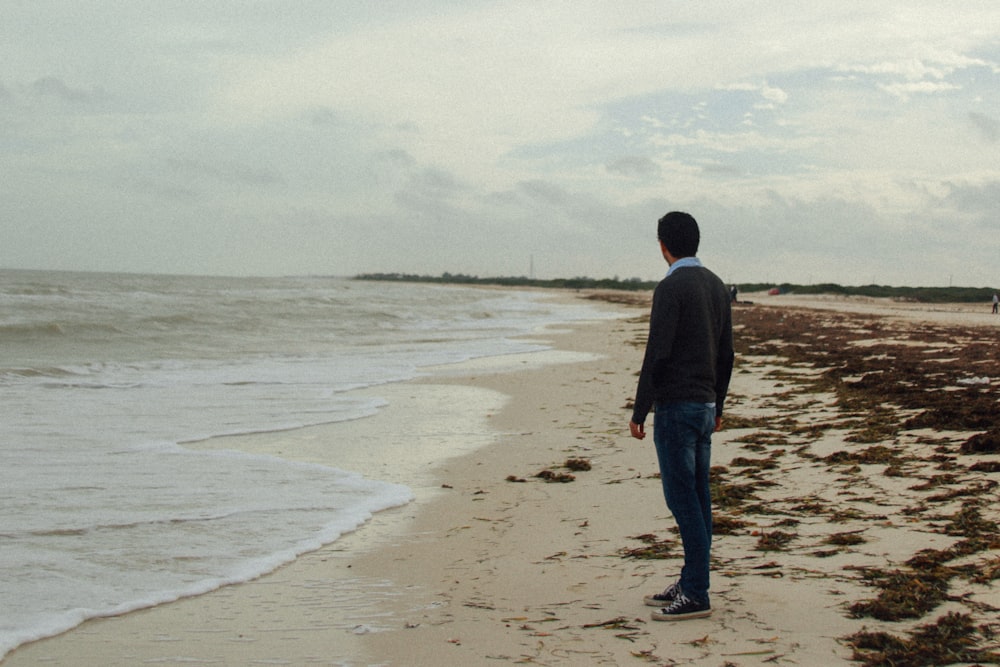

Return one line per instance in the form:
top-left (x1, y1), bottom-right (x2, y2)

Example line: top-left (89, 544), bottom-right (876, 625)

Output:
top-left (354, 272), bottom-right (658, 291)
top-left (355, 273), bottom-right (995, 303)
top-left (744, 282), bottom-right (995, 303)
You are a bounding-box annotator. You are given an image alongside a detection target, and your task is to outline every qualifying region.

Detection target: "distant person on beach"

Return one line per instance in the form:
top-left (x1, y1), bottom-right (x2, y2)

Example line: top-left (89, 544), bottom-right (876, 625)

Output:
top-left (629, 211), bottom-right (735, 622)
top-left (730, 284), bottom-right (738, 304)
top-left (993, 292), bottom-right (998, 314)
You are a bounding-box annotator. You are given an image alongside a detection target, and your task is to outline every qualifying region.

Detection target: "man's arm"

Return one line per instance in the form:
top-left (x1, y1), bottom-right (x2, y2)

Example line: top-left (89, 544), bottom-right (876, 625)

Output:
top-left (713, 295), bottom-right (736, 426)
top-left (629, 283), bottom-right (678, 438)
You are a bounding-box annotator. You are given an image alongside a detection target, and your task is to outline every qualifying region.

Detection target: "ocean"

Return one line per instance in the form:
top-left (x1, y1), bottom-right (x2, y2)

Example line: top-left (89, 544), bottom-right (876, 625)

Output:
top-left (0, 269), bottom-right (617, 659)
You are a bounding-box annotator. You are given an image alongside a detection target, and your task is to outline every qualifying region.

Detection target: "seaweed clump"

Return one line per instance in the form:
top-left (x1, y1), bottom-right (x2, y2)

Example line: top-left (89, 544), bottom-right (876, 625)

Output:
top-left (621, 533), bottom-right (674, 560)
top-left (825, 531), bottom-right (867, 547)
top-left (847, 566), bottom-right (952, 621)
top-left (536, 469), bottom-right (575, 483)
top-left (755, 530), bottom-right (796, 552)
top-left (846, 611), bottom-right (1000, 667)
top-left (712, 514), bottom-right (750, 535)
top-left (710, 466), bottom-right (762, 510)
top-left (961, 429), bottom-right (1000, 454)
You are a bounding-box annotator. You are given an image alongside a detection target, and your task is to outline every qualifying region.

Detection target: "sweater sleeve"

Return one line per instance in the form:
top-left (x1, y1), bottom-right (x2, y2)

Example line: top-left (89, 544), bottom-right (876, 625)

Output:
top-left (714, 303), bottom-right (736, 418)
top-left (631, 285), bottom-right (678, 424)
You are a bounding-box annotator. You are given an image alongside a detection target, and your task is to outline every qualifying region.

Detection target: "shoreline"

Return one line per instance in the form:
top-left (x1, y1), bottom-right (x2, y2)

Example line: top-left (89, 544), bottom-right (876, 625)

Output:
top-left (2, 298), bottom-right (632, 666)
top-left (6, 293), bottom-right (999, 665)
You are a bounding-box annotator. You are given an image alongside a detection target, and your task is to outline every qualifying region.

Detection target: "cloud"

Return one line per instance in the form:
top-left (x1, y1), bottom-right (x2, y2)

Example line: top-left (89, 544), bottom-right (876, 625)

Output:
top-left (164, 158), bottom-right (285, 188)
top-left (516, 180), bottom-right (574, 207)
top-left (969, 112), bottom-right (999, 143)
top-left (717, 82), bottom-right (789, 106)
top-left (845, 57), bottom-right (972, 81)
top-left (606, 156), bottom-right (660, 177)
top-left (940, 179), bottom-right (1000, 217)
top-left (879, 80), bottom-right (960, 99)
top-left (2, 2), bottom-right (1000, 286)
top-left (0, 76), bottom-right (111, 111)
top-left (29, 77), bottom-right (104, 103)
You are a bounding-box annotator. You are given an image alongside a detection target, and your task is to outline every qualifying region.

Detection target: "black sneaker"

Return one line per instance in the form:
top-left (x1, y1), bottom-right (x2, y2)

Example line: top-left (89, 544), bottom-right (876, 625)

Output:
top-left (650, 593), bottom-right (712, 621)
top-left (643, 580), bottom-right (681, 607)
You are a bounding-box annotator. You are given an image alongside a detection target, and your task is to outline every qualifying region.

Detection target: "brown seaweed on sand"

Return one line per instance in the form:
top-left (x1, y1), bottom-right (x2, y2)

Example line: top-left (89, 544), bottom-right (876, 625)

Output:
top-left (729, 304), bottom-right (1000, 660)
top-left (754, 530), bottom-right (796, 552)
top-left (847, 566), bottom-right (953, 621)
top-left (535, 469), bottom-right (576, 483)
top-left (564, 458), bottom-right (592, 471)
top-left (961, 430), bottom-right (1000, 454)
top-left (620, 533), bottom-right (675, 560)
top-left (710, 466), bottom-right (764, 510)
top-left (712, 514), bottom-right (750, 535)
top-left (846, 612), bottom-right (1000, 667)
top-left (824, 530), bottom-right (868, 547)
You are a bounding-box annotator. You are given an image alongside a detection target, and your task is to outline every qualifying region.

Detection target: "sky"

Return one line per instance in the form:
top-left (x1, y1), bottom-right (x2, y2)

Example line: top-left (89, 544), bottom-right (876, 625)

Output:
top-left (2, 2), bottom-right (999, 286)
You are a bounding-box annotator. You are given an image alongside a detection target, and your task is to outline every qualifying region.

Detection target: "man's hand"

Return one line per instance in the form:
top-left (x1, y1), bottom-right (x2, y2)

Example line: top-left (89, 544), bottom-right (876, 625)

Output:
top-left (632, 417), bottom-right (720, 438)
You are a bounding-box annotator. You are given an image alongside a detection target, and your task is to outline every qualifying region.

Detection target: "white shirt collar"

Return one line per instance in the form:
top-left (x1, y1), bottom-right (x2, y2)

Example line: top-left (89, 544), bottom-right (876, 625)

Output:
top-left (666, 256), bottom-right (704, 277)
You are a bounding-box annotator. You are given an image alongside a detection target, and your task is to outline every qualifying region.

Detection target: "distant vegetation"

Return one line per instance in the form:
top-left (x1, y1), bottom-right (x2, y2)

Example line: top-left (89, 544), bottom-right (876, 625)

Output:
top-left (739, 282), bottom-right (995, 304)
top-left (355, 273), bottom-right (996, 304)
top-left (355, 272), bottom-right (657, 291)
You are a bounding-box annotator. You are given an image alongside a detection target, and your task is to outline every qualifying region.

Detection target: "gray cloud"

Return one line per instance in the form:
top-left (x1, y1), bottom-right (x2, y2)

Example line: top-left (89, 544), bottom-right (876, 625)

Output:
top-left (606, 156), bottom-right (660, 177)
top-left (517, 180), bottom-right (572, 207)
top-left (30, 77), bottom-right (101, 103)
top-left (940, 180), bottom-right (1000, 217)
top-left (969, 112), bottom-right (999, 142)
top-left (164, 158), bottom-right (285, 188)
top-left (0, 76), bottom-right (111, 110)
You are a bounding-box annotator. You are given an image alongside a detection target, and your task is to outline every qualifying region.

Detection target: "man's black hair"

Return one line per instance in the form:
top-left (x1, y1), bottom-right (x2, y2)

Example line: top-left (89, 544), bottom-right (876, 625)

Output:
top-left (657, 211), bottom-right (700, 258)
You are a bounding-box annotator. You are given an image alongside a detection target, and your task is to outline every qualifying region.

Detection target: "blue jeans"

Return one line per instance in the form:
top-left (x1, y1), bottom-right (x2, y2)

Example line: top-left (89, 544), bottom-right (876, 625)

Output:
top-left (653, 402), bottom-right (715, 605)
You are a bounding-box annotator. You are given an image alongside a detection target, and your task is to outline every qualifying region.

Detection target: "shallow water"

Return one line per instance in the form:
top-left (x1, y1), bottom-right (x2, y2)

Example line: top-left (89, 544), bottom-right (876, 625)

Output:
top-left (0, 270), bottom-right (616, 658)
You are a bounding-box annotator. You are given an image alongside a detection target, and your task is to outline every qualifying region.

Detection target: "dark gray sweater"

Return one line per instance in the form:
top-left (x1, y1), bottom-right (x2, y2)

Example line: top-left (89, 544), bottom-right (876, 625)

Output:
top-left (631, 265), bottom-right (735, 425)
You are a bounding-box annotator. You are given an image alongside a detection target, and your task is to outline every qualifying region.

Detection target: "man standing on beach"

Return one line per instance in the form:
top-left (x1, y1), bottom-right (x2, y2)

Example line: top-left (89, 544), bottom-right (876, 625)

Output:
top-left (628, 211), bottom-right (735, 621)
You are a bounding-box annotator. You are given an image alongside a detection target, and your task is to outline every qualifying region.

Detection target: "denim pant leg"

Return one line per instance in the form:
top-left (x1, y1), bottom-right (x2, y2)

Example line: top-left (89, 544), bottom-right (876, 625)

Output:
top-left (653, 402), bottom-right (715, 604)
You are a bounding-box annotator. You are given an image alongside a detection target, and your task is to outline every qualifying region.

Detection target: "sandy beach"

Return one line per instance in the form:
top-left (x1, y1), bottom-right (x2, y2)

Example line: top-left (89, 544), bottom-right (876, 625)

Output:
top-left (5, 291), bottom-right (999, 666)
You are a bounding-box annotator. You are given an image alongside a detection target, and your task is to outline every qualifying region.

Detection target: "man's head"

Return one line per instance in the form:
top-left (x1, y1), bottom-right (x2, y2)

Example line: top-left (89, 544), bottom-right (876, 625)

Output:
top-left (657, 211), bottom-right (700, 259)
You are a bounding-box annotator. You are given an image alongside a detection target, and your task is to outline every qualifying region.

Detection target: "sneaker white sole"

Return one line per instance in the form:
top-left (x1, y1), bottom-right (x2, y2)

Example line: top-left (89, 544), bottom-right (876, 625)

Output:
top-left (650, 607), bottom-right (713, 622)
